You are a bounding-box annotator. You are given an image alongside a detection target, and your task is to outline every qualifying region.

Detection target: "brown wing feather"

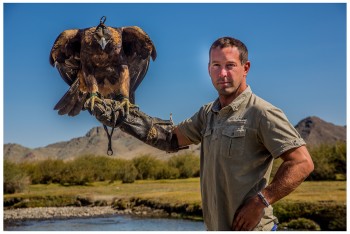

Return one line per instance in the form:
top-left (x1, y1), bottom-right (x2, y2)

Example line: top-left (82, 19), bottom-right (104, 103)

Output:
top-left (51, 29), bottom-right (88, 116)
top-left (49, 29), bottom-right (81, 86)
top-left (51, 24), bottom-right (156, 116)
top-left (53, 77), bottom-right (88, 116)
top-left (121, 26), bottom-right (157, 103)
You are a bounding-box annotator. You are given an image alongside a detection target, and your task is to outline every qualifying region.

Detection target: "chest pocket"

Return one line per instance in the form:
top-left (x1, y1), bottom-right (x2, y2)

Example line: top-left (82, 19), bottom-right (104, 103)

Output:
top-left (221, 121), bottom-right (246, 158)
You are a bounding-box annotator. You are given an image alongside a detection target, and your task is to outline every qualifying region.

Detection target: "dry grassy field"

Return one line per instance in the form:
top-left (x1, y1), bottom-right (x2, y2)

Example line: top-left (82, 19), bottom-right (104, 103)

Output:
top-left (5, 178), bottom-right (345, 205)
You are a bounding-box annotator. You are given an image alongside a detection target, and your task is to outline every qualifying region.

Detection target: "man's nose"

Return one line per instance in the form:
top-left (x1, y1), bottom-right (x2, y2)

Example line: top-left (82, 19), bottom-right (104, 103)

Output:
top-left (219, 68), bottom-right (228, 78)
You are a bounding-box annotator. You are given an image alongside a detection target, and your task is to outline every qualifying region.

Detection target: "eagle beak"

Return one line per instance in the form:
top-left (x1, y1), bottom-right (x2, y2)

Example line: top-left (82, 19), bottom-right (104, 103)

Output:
top-left (94, 27), bottom-right (110, 50)
top-left (98, 37), bottom-right (108, 50)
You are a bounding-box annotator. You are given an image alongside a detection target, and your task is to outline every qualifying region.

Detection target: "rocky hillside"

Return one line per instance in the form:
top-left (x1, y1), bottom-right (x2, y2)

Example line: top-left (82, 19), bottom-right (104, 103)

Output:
top-left (4, 116), bottom-right (346, 162)
top-left (4, 127), bottom-right (200, 163)
top-left (294, 116), bottom-right (346, 146)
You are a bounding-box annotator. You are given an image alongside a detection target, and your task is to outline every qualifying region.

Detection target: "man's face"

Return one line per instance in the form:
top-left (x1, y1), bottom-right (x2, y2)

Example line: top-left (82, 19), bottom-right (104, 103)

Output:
top-left (208, 46), bottom-right (250, 100)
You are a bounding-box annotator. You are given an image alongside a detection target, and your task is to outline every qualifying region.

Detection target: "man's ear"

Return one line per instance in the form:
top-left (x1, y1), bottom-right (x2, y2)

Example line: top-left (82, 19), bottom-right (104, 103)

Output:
top-left (244, 61), bottom-right (251, 75)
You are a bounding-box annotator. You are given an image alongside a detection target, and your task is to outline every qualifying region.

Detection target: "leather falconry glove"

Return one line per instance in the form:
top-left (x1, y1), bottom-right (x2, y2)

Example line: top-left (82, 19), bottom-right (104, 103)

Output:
top-left (84, 99), bottom-right (188, 153)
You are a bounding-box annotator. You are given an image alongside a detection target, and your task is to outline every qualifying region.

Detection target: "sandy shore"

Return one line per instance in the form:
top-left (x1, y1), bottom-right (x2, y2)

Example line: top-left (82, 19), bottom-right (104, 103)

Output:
top-left (4, 205), bottom-right (169, 223)
top-left (4, 207), bottom-right (117, 221)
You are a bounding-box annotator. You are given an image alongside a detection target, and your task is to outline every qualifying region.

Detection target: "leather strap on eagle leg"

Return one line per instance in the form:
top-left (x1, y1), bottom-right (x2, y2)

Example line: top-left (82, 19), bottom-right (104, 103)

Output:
top-left (103, 124), bottom-right (114, 156)
top-left (85, 98), bottom-right (126, 155)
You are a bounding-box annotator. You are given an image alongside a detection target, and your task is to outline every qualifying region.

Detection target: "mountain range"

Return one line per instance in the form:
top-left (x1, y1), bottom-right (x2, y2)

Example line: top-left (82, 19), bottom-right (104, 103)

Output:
top-left (4, 116), bottom-right (346, 163)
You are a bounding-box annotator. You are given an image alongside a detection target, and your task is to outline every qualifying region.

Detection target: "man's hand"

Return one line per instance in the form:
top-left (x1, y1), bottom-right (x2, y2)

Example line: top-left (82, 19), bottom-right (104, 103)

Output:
top-left (231, 195), bottom-right (265, 231)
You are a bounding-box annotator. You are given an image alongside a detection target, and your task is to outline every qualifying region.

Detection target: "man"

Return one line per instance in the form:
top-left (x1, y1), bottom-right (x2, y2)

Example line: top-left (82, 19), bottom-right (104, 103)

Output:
top-left (89, 36), bottom-right (314, 231)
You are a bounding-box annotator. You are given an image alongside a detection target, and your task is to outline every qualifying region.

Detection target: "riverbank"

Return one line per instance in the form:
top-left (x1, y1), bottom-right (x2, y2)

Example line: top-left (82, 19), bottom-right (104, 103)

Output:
top-left (4, 198), bottom-right (185, 222)
top-left (4, 206), bottom-right (117, 221)
top-left (4, 210), bottom-right (206, 231)
top-left (4, 203), bottom-right (183, 222)
top-left (4, 180), bottom-right (346, 230)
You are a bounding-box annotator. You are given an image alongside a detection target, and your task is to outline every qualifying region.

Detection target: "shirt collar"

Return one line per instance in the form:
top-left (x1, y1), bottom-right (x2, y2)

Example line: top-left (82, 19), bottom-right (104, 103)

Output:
top-left (212, 86), bottom-right (252, 113)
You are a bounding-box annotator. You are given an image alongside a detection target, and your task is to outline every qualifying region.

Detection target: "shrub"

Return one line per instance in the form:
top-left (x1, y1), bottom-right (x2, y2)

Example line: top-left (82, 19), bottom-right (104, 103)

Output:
top-left (330, 142), bottom-right (346, 174)
top-left (132, 155), bottom-right (163, 180)
top-left (307, 142), bottom-right (346, 181)
top-left (59, 159), bottom-right (94, 185)
top-left (121, 161), bottom-right (138, 183)
top-left (272, 142), bottom-right (346, 181)
top-left (155, 164), bottom-right (180, 179)
top-left (274, 201), bottom-right (346, 231)
top-left (70, 155), bottom-right (115, 182)
top-left (168, 154), bottom-right (200, 178)
top-left (109, 159), bottom-right (138, 183)
top-left (28, 159), bottom-right (65, 184)
top-left (4, 160), bottom-right (30, 194)
top-left (279, 218), bottom-right (321, 231)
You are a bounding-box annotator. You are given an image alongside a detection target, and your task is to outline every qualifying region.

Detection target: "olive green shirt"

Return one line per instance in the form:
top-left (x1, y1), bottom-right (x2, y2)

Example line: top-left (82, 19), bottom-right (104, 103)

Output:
top-left (177, 86), bottom-right (305, 231)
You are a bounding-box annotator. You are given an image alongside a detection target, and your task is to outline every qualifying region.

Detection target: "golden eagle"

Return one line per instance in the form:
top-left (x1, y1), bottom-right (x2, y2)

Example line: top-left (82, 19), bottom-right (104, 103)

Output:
top-left (50, 16), bottom-right (157, 116)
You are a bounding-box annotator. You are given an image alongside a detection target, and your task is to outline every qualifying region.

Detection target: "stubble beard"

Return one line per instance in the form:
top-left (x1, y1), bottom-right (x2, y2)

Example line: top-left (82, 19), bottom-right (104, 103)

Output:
top-left (216, 82), bottom-right (246, 106)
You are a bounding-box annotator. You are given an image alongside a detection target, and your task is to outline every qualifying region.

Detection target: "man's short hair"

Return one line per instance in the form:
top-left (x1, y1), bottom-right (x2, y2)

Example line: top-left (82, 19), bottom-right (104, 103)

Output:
top-left (209, 37), bottom-right (248, 65)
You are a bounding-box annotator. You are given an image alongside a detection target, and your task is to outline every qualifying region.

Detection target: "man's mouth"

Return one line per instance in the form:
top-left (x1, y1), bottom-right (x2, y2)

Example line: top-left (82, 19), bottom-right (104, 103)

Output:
top-left (218, 82), bottom-right (231, 86)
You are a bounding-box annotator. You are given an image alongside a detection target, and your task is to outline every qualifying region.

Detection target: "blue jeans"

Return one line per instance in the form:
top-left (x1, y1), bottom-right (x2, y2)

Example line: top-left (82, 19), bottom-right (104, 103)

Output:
top-left (271, 224), bottom-right (278, 231)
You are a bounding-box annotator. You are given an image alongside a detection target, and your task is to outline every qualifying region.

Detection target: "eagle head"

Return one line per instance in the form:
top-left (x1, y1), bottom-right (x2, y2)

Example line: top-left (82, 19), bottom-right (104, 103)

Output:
top-left (94, 16), bottom-right (112, 50)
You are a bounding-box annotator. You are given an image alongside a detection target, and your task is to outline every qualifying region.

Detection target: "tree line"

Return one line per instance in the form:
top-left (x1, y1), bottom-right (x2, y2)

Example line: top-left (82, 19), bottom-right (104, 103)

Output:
top-left (4, 142), bottom-right (346, 194)
top-left (4, 154), bottom-right (200, 194)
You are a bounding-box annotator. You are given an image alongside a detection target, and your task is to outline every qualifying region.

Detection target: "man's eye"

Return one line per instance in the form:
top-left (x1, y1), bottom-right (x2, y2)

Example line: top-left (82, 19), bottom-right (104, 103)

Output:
top-left (227, 64), bottom-right (235, 69)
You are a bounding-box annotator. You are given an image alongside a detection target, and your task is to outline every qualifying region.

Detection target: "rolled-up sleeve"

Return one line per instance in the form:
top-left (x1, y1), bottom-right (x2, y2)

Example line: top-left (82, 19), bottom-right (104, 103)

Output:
top-left (176, 105), bottom-right (209, 145)
top-left (258, 107), bottom-right (306, 158)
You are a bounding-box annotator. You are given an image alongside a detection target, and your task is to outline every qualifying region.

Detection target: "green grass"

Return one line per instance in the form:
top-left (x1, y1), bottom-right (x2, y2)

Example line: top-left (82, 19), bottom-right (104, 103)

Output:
top-left (281, 181), bottom-right (346, 203)
top-left (5, 179), bottom-right (345, 205)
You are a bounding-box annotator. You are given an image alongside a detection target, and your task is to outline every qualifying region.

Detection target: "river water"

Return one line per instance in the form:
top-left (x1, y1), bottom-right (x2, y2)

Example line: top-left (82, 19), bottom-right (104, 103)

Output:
top-left (4, 215), bottom-right (206, 231)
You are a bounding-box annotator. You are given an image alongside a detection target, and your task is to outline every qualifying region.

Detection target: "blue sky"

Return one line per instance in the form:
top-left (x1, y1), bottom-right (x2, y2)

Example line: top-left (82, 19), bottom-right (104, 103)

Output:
top-left (3, 3), bottom-right (346, 148)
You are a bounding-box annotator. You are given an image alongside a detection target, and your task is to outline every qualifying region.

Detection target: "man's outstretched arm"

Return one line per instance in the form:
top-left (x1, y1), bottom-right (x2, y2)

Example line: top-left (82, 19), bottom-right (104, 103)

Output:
top-left (172, 127), bottom-right (193, 147)
top-left (86, 99), bottom-right (189, 152)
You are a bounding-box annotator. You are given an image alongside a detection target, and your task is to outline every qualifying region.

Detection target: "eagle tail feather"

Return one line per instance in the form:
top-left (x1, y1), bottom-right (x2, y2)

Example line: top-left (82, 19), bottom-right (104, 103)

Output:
top-left (54, 80), bottom-right (86, 116)
top-left (68, 92), bottom-right (88, 116)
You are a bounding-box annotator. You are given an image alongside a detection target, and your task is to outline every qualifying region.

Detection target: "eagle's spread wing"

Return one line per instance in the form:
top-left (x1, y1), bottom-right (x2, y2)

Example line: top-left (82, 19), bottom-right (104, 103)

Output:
top-left (49, 29), bottom-right (88, 116)
top-left (50, 17), bottom-right (158, 156)
top-left (121, 26), bottom-right (157, 103)
top-left (49, 29), bottom-right (81, 86)
top-left (50, 21), bottom-right (157, 117)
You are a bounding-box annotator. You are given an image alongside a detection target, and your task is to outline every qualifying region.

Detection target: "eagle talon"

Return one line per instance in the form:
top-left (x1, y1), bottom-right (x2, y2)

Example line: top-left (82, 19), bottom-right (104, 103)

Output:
top-left (88, 93), bottom-right (104, 112)
top-left (119, 97), bottom-right (137, 116)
